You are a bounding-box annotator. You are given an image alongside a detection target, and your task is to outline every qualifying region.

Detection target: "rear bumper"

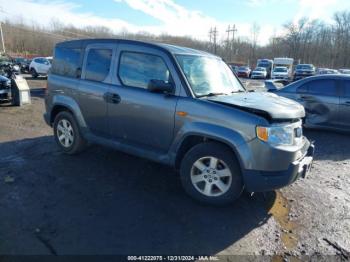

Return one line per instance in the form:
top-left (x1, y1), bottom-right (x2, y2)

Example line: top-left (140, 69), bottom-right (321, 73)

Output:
top-left (294, 74), bottom-right (314, 80)
top-left (243, 143), bottom-right (315, 192)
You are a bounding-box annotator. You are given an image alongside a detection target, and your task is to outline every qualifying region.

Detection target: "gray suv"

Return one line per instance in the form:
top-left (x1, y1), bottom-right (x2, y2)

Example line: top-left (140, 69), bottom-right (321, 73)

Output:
top-left (44, 39), bottom-right (314, 205)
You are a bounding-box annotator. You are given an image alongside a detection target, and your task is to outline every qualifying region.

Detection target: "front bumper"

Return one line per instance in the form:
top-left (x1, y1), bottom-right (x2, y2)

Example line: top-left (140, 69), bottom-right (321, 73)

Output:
top-left (0, 89), bottom-right (10, 95)
top-left (272, 75), bottom-right (289, 80)
top-left (243, 142), bottom-right (315, 192)
top-left (251, 74), bottom-right (265, 79)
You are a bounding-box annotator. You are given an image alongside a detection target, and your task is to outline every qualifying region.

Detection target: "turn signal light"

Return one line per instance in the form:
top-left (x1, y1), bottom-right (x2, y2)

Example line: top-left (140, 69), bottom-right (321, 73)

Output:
top-left (256, 126), bottom-right (269, 142)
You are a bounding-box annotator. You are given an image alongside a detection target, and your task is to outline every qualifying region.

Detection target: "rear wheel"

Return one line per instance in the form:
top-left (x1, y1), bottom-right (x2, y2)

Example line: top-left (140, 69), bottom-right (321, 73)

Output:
top-left (53, 111), bottom-right (87, 154)
top-left (180, 142), bottom-right (243, 205)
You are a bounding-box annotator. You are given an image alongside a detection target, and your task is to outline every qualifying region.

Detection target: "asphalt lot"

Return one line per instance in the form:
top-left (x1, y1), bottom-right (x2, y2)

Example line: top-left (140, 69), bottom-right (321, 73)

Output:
top-left (0, 76), bottom-right (349, 260)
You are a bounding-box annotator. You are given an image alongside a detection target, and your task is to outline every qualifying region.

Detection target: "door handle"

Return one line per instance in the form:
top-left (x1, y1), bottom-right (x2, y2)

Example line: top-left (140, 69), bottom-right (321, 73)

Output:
top-left (104, 92), bottom-right (121, 104)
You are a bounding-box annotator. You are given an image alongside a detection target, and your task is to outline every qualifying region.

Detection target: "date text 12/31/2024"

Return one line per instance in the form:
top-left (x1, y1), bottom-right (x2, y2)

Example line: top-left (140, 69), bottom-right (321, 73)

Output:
top-left (127, 256), bottom-right (219, 261)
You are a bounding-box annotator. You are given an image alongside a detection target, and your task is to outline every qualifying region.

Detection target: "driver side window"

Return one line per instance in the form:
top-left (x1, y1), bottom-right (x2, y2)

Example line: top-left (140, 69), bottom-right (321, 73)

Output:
top-left (118, 52), bottom-right (171, 89)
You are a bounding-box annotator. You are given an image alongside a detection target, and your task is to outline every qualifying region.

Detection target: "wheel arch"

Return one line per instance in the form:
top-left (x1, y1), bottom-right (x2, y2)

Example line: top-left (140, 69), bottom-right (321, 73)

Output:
top-left (174, 133), bottom-right (245, 172)
top-left (50, 95), bottom-right (87, 129)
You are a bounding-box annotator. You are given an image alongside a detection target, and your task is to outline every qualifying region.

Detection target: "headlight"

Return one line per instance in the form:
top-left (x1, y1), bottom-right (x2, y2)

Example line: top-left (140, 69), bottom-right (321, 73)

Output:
top-left (256, 125), bottom-right (295, 146)
top-left (6, 80), bottom-right (11, 86)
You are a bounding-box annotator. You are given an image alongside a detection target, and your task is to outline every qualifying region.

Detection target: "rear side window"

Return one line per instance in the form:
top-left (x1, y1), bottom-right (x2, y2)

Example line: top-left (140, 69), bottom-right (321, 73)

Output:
top-left (307, 79), bottom-right (337, 96)
top-left (52, 47), bottom-right (82, 77)
top-left (35, 58), bottom-right (43, 64)
top-left (118, 52), bottom-right (171, 89)
top-left (344, 81), bottom-right (350, 97)
top-left (85, 49), bottom-right (112, 82)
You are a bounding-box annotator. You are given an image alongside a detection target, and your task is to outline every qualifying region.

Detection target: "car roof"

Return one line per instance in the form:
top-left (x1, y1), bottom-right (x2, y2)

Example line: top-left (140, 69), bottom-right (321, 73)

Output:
top-left (290, 74), bottom-right (350, 86)
top-left (56, 38), bottom-right (218, 58)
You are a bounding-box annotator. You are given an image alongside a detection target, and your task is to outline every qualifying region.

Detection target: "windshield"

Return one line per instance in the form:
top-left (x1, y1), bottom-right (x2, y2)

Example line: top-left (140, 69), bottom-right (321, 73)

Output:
top-left (176, 55), bottom-right (245, 96)
top-left (296, 64), bottom-right (313, 70)
top-left (257, 61), bottom-right (271, 68)
top-left (254, 67), bottom-right (266, 71)
top-left (274, 67), bottom-right (287, 72)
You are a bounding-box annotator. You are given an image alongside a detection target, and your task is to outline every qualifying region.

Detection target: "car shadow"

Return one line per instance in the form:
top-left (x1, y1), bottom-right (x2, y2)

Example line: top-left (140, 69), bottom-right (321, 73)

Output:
top-left (0, 136), bottom-right (276, 255)
top-left (304, 129), bottom-right (350, 161)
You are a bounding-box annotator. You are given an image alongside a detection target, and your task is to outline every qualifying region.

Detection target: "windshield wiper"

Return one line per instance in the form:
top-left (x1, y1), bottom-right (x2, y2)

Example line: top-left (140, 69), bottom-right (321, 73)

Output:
top-left (197, 92), bottom-right (228, 98)
top-left (232, 90), bottom-right (245, 93)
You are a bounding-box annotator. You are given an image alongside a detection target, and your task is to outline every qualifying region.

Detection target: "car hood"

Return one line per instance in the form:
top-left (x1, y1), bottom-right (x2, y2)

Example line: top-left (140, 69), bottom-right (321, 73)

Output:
top-left (273, 72), bottom-right (288, 75)
top-left (207, 92), bottom-right (305, 120)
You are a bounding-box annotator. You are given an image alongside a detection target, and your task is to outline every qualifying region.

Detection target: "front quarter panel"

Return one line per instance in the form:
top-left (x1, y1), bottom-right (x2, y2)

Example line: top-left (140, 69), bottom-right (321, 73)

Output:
top-left (169, 97), bottom-right (267, 168)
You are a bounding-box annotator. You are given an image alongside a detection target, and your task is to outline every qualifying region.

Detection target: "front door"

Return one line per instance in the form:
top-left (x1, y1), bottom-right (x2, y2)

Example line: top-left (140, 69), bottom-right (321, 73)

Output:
top-left (107, 44), bottom-right (179, 152)
top-left (339, 80), bottom-right (350, 129)
top-left (297, 79), bottom-right (340, 128)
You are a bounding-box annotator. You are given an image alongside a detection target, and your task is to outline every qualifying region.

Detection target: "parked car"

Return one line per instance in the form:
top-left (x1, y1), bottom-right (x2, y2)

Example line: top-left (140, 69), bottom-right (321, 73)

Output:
top-left (44, 39), bottom-right (314, 205)
top-left (0, 74), bottom-right (11, 100)
top-left (294, 64), bottom-right (315, 81)
top-left (251, 67), bottom-right (267, 79)
top-left (318, 68), bottom-right (339, 75)
top-left (339, 69), bottom-right (350, 75)
top-left (271, 66), bottom-right (289, 80)
top-left (266, 75), bottom-right (350, 132)
top-left (228, 65), bottom-right (238, 74)
top-left (13, 57), bottom-right (31, 73)
top-left (237, 66), bottom-right (251, 78)
top-left (29, 57), bottom-right (52, 78)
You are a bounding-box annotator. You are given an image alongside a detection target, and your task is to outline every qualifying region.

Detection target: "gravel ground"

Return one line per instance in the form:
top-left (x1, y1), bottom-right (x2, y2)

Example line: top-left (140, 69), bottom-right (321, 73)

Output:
top-left (0, 76), bottom-right (349, 260)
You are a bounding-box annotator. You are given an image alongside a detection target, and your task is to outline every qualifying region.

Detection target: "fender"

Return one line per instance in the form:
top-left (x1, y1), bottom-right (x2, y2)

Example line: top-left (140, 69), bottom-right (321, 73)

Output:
top-left (51, 94), bottom-right (87, 129)
top-left (169, 121), bottom-right (254, 169)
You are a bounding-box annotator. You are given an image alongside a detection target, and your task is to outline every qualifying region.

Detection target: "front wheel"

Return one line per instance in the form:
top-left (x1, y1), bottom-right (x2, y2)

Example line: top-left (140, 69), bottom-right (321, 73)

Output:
top-left (180, 142), bottom-right (243, 205)
top-left (30, 68), bottom-right (38, 78)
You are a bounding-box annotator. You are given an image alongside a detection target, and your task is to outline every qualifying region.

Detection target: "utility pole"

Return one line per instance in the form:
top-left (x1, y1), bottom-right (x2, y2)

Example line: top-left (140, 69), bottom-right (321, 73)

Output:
top-left (212, 26), bottom-right (218, 55)
top-left (208, 27), bottom-right (213, 44)
top-left (226, 24), bottom-right (237, 62)
top-left (0, 22), bottom-right (5, 54)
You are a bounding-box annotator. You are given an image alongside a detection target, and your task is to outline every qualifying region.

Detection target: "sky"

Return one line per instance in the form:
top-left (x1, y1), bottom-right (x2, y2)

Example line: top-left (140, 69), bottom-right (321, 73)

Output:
top-left (0, 0), bottom-right (350, 45)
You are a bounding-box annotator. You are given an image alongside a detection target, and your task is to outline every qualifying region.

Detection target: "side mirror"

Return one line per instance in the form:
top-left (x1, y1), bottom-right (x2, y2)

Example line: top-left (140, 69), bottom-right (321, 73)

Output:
top-left (148, 79), bottom-right (174, 94)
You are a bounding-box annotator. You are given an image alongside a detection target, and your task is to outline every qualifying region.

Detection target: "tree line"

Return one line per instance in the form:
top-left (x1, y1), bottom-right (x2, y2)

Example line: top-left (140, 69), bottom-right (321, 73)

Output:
top-left (2, 10), bottom-right (350, 69)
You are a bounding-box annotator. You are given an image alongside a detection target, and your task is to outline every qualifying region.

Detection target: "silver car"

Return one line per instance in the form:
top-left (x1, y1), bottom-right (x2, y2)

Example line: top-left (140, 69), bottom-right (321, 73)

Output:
top-left (267, 75), bottom-right (350, 132)
top-left (44, 39), bottom-right (314, 205)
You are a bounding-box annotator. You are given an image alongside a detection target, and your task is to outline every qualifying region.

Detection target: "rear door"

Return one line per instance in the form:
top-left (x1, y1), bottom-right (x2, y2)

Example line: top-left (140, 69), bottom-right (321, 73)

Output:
top-left (35, 58), bottom-right (45, 74)
top-left (78, 43), bottom-right (116, 137)
top-left (339, 80), bottom-right (350, 129)
top-left (41, 58), bottom-right (51, 74)
top-left (296, 79), bottom-right (340, 127)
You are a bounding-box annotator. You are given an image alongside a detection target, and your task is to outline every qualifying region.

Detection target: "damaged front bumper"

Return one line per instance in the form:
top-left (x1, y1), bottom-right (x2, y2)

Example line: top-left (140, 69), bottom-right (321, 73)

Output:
top-left (243, 142), bottom-right (315, 192)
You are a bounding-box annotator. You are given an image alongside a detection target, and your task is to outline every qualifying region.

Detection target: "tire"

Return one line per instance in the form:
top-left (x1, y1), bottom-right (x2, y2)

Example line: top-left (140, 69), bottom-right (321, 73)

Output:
top-left (180, 142), bottom-right (243, 206)
top-left (30, 68), bottom-right (38, 78)
top-left (53, 111), bottom-right (87, 154)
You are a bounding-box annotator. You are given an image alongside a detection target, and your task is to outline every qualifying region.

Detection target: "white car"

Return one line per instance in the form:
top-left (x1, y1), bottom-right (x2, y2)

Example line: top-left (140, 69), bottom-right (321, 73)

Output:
top-left (29, 57), bottom-right (52, 78)
top-left (251, 67), bottom-right (267, 79)
top-left (271, 66), bottom-right (289, 80)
